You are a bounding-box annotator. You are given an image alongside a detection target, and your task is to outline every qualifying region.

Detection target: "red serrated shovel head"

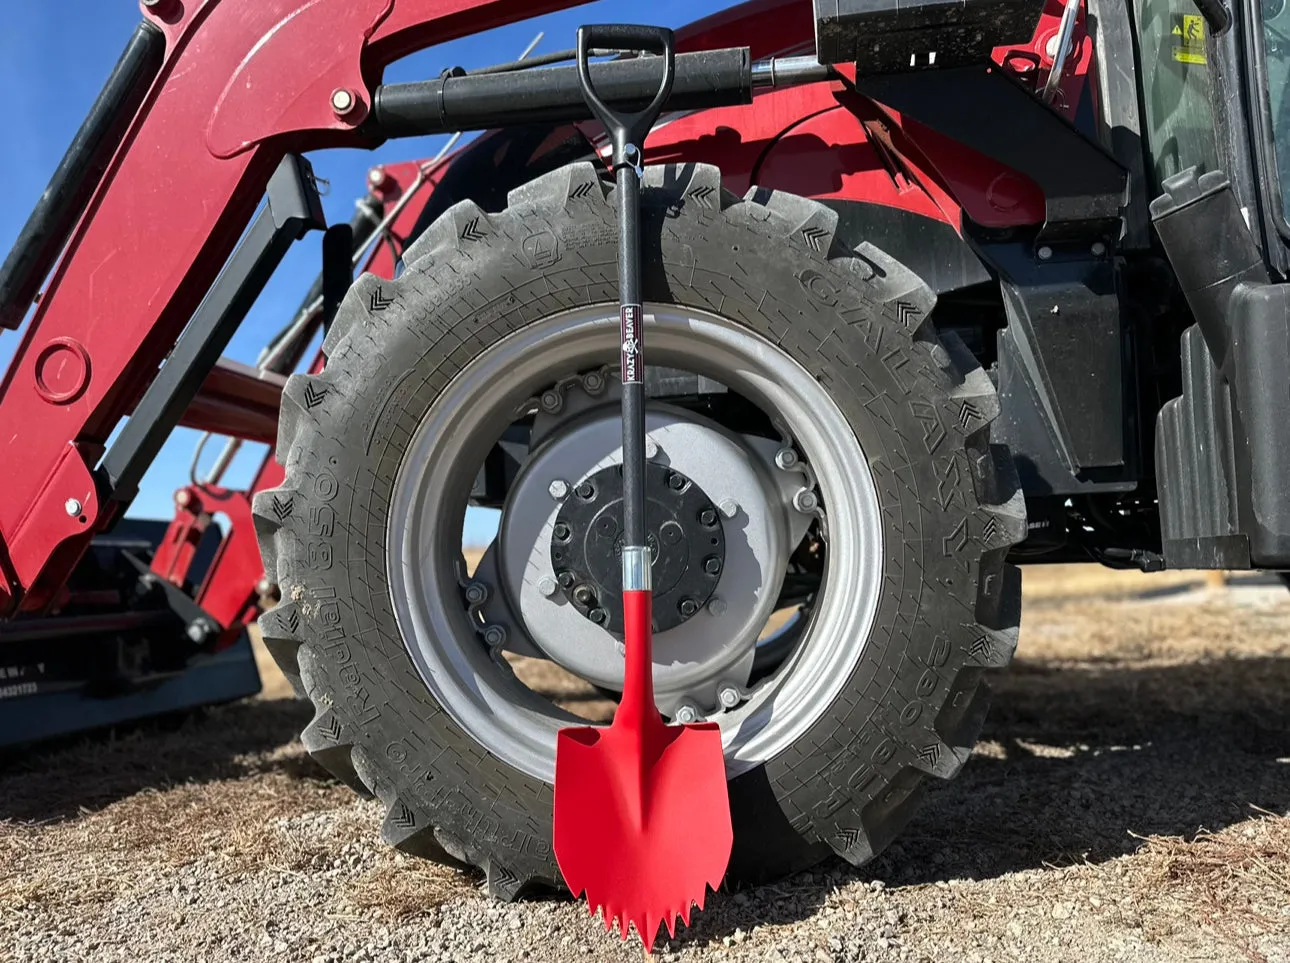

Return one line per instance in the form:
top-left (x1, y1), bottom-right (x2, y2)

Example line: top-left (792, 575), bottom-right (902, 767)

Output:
top-left (554, 718), bottom-right (732, 950)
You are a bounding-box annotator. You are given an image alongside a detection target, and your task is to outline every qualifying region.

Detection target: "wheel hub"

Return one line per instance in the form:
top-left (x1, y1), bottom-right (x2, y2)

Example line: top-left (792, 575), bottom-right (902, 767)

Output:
top-left (550, 463), bottom-right (726, 633)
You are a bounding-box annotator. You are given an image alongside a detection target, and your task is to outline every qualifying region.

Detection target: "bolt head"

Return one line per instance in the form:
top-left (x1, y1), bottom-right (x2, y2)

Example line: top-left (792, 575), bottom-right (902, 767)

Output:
top-left (674, 704), bottom-right (700, 724)
top-left (572, 584), bottom-right (595, 606)
top-left (582, 372), bottom-right (605, 394)
top-left (64, 498), bottom-right (82, 517)
top-left (331, 88), bottom-right (357, 115)
top-left (718, 685), bottom-right (741, 710)
top-left (703, 556), bottom-right (722, 576)
top-left (536, 576), bottom-right (558, 598)
top-left (540, 390), bottom-right (562, 413)
top-left (176, 490), bottom-right (191, 507)
top-left (482, 625), bottom-right (506, 647)
top-left (719, 499), bottom-right (739, 519)
top-left (666, 472), bottom-right (686, 491)
top-left (698, 507), bottom-right (718, 527)
top-left (556, 570), bottom-right (575, 589)
top-left (678, 598), bottom-right (699, 618)
top-left (575, 482), bottom-right (595, 500)
top-left (1038, 245), bottom-right (1054, 261)
top-left (589, 608), bottom-right (608, 625)
top-left (464, 582), bottom-right (488, 605)
top-left (644, 438), bottom-right (659, 460)
top-left (368, 168), bottom-right (386, 188)
top-left (1091, 241), bottom-right (1108, 257)
top-left (186, 622), bottom-right (209, 644)
top-left (553, 523), bottom-right (572, 542)
top-left (707, 597), bottom-right (727, 617)
top-left (792, 489), bottom-right (819, 514)
top-left (548, 479), bottom-right (569, 501)
top-left (775, 448), bottom-right (799, 470)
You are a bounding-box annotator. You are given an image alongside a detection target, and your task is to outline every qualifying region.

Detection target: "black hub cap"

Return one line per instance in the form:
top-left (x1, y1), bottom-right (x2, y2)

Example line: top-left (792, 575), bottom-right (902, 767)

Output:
top-left (550, 463), bottom-right (726, 632)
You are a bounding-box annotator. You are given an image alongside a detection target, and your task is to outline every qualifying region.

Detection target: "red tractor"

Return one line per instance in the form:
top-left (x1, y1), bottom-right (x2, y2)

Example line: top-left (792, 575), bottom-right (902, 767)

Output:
top-left (2, 0), bottom-right (1287, 902)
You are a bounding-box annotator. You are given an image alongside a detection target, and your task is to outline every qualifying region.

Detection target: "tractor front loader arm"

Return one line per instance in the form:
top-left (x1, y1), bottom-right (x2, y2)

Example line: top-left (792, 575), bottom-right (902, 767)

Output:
top-left (0, 0), bottom-right (591, 615)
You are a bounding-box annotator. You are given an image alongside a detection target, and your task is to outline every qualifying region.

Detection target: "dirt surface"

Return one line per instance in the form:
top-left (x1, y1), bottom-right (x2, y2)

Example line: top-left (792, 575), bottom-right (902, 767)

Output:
top-left (2, 566), bottom-right (1289, 963)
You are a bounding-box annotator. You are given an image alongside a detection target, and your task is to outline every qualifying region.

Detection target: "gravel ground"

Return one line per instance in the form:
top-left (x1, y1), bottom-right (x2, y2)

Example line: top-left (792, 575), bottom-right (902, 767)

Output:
top-left (2, 566), bottom-right (1289, 963)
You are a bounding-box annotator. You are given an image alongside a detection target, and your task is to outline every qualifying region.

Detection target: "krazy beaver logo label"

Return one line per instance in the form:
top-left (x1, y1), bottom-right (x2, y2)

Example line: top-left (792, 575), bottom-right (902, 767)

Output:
top-left (620, 304), bottom-right (642, 384)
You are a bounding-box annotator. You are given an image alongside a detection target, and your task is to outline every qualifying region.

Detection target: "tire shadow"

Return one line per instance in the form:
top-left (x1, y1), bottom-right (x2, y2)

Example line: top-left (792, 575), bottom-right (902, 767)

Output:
top-left (667, 651), bottom-right (1290, 951)
top-left (0, 696), bottom-right (322, 823)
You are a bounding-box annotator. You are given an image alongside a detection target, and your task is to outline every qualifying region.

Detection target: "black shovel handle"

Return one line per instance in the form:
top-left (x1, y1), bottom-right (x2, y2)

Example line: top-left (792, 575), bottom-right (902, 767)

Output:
top-left (576, 25), bottom-right (676, 170)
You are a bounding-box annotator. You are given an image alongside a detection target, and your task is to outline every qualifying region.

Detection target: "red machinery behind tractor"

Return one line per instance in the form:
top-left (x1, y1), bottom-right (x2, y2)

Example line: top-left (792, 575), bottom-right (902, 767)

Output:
top-left (2, 0), bottom-right (1288, 916)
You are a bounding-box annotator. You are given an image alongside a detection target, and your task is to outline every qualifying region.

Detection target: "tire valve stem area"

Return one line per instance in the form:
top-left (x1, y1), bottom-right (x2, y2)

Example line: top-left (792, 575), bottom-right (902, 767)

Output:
top-left (550, 462), bottom-right (725, 633)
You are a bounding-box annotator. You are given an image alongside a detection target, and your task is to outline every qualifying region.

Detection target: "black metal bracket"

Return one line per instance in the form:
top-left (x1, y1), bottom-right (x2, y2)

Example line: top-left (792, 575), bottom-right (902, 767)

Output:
top-left (0, 22), bottom-right (165, 330)
top-left (100, 154), bottom-right (326, 506)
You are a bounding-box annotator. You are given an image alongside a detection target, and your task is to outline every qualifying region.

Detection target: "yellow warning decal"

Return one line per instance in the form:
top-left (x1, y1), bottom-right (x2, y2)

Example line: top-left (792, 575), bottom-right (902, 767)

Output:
top-left (1172, 14), bottom-right (1207, 64)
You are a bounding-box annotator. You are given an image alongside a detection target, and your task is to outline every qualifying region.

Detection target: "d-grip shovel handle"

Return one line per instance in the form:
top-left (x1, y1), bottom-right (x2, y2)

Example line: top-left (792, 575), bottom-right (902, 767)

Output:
top-left (576, 25), bottom-right (676, 170)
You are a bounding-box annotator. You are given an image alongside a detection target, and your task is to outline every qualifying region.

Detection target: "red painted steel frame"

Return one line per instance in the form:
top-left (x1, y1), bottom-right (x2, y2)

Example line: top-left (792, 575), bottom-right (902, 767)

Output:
top-left (0, 0), bottom-right (601, 615)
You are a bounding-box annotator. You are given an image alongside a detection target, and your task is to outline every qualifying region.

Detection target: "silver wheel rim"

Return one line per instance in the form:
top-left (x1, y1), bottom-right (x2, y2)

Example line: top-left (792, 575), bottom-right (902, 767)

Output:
top-left (387, 304), bottom-right (884, 782)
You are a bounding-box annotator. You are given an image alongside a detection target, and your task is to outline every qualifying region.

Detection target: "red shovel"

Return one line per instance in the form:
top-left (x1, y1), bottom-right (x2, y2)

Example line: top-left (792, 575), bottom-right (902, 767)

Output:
top-left (554, 25), bottom-right (733, 951)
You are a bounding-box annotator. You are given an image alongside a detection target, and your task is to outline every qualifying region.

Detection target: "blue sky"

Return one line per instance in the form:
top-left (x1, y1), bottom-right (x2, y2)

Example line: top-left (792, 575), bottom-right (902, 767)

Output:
top-left (0, 0), bottom-right (729, 546)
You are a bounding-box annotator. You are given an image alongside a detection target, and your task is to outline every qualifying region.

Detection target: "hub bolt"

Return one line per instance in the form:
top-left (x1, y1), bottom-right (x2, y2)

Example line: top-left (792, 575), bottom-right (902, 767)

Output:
top-left (556, 570), bottom-right (576, 590)
top-left (553, 522), bottom-right (572, 542)
top-left (483, 625), bottom-right (506, 647)
top-left (575, 482), bottom-right (595, 500)
top-left (703, 556), bottom-right (722, 576)
top-left (719, 499), bottom-right (739, 519)
top-left (536, 576), bottom-right (558, 598)
top-left (678, 598), bottom-right (699, 618)
top-left (698, 507), bottom-right (717, 527)
top-left (582, 371), bottom-right (606, 394)
top-left (540, 390), bottom-right (562, 413)
top-left (792, 489), bottom-right (819, 514)
top-left (573, 584), bottom-right (596, 607)
top-left (64, 498), bottom-right (82, 517)
top-left (589, 608), bottom-right (608, 626)
top-left (464, 582), bottom-right (488, 605)
top-left (718, 684), bottom-right (742, 710)
top-left (666, 472), bottom-right (686, 492)
top-left (674, 703), bottom-right (701, 724)
top-left (775, 448), bottom-right (799, 470)
top-left (548, 479), bottom-right (569, 500)
top-left (707, 597), bottom-right (728, 617)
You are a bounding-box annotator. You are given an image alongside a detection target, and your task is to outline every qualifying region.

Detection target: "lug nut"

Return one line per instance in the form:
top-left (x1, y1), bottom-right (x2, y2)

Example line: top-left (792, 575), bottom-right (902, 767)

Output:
top-left (536, 576), bottom-right (558, 598)
top-left (464, 582), bottom-right (488, 605)
top-left (589, 608), bottom-right (608, 625)
top-left (666, 472), bottom-right (686, 491)
top-left (553, 522), bottom-right (572, 541)
top-left (678, 598), bottom-right (699, 618)
top-left (482, 625), bottom-right (506, 647)
top-left (64, 498), bottom-right (82, 517)
top-left (572, 584), bottom-right (595, 606)
top-left (775, 448), bottom-right (799, 470)
top-left (792, 489), bottom-right (819, 514)
top-left (718, 685), bottom-right (742, 710)
top-left (703, 556), bottom-right (722, 576)
top-left (556, 570), bottom-right (576, 589)
top-left (548, 479), bottom-right (569, 500)
top-left (575, 482), bottom-right (595, 500)
top-left (540, 390), bottom-right (562, 413)
top-left (698, 507), bottom-right (717, 527)
top-left (707, 597), bottom-right (727, 617)
top-left (582, 371), bottom-right (605, 394)
top-left (674, 703), bottom-right (701, 724)
top-left (719, 499), bottom-right (739, 519)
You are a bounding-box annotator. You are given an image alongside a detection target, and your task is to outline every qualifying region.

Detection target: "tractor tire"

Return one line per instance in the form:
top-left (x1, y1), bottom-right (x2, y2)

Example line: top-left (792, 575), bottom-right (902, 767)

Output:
top-left (254, 162), bottom-right (1025, 898)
